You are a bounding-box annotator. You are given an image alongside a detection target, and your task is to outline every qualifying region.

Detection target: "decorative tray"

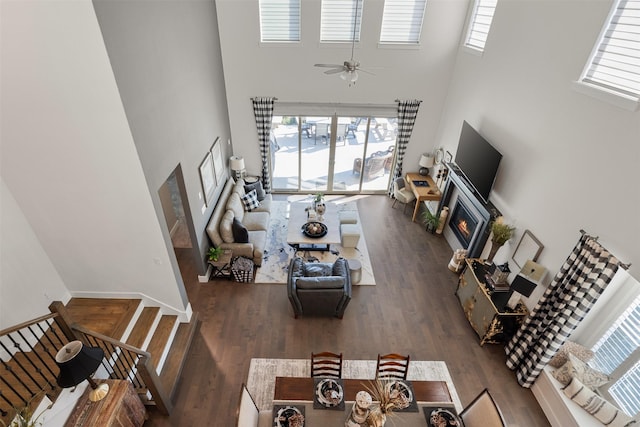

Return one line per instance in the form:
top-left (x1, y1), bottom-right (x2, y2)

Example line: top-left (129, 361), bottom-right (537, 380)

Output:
top-left (272, 405), bottom-right (305, 427)
top-left (423, 406), bottom-right (462, 427)
top-left (301, 222), bottom-right (327, 238)
top-left (313, 378), bottom-right (345, 410)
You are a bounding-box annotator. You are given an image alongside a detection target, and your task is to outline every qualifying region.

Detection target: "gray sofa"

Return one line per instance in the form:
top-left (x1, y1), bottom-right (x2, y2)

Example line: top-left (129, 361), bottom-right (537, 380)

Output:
top-left (287, 257), bottom-right (352, 319)
top-left (206, 177), bottom-right (272, 266)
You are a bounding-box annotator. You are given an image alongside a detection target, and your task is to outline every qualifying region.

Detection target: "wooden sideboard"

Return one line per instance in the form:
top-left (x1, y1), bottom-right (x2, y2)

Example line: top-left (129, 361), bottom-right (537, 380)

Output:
top-left (456, 258), bottom-right (529, 345)
top-left (64, 380), bottom-right (147, 427)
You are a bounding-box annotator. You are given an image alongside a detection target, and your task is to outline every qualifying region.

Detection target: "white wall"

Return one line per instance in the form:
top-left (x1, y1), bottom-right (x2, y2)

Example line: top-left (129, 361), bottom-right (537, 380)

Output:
top-left (1, 0), bottom-right (189, 318)
top-left (93, 0), bottom-right (232, 273)
top-left (216, 0), bottom-right (469, 175)
top-left (436, 0), bottom-right (640, 278)
top-left (0, 181), bottom-right (72, 328)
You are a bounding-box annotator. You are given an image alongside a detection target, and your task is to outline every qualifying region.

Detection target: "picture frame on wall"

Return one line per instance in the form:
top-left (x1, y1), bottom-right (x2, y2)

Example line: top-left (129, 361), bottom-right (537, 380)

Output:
top-left (211, 137), bottom-right (225, 184)
top-left (199, 151), bottom-right (216, 207)
top-left (511, 229), bottom-right (544, 269)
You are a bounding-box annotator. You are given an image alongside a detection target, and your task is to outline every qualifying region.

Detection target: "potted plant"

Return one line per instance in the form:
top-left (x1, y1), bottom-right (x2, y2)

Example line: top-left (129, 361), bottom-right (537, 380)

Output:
top-left (421, 210), bottom-right (440, 234)
top-left (207, 246), bottom-right (223, 262)
top-left (1, 393), bottom-right (50, 427)
top-left (487, 218), bottom-right (515, 262)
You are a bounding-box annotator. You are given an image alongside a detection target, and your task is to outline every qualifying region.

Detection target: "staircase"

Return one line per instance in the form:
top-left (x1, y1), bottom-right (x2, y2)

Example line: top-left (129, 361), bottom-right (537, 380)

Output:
top-left (0, 298), bottom-right (197, 425)
top-left (63, 297), bottom-right (199, 406)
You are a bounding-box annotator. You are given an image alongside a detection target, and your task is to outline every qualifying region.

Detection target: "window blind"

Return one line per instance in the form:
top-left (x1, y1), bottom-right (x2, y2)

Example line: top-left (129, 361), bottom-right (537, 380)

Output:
top-left (321, 0), bottom-right (362, 42)
top-left (590, 294), bottom-right (640, 416)
top-left (259, 0), bottom-right (301, 42)
top-left (582, 0), bottom-right (640, 99)
top-left (464, 0), bottom-right (497, 51)
top-left (379, 0), bottom-right (427, 44)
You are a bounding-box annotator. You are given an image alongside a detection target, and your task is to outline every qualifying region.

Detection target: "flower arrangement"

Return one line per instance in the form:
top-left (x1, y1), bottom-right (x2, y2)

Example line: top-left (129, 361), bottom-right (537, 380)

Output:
top-left (362, 379), bottom-right (410, 426)
top-left (490, 217), bottom-right (515, 245)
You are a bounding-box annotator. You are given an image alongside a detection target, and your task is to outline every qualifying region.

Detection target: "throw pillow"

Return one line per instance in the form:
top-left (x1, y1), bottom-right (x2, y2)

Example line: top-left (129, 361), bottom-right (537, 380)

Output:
top-left (549, 340), bottom-right (594, 368)
top-left (220, 210), bottom-right (235, 243)
top-left (563, 377), bottom-right (636, 427)
top-left (394, 177), bottom-right (405, 190)
top-left (244, 180), bottom-right (265, 201)
top-left (552, 353), bottom-right (609, 389)
top-left (231, 218), bottom-right (249, 243)
top-left (241, 189), bottom-right (260, 212)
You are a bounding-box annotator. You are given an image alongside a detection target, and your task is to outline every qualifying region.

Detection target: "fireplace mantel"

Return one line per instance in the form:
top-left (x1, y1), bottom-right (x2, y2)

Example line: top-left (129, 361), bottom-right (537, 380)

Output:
top-left (439, 164), bottom-right (501, 258)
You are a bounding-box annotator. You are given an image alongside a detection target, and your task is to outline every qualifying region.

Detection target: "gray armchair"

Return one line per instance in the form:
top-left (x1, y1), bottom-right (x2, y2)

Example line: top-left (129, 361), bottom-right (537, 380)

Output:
top-left (287, 257), bottom-right (352, 319)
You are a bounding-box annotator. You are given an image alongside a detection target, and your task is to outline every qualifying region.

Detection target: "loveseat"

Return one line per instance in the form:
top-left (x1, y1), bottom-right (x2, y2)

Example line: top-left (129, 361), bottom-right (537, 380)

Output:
top-left (206, 177), bottom-right (272, 266)
top-left (287, 257), bottom-right (352, 319)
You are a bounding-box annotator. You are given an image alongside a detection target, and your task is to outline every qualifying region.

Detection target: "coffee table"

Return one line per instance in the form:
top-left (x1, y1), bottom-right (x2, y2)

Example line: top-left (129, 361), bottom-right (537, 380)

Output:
top-left (286, 202), bottom-right (341, 252)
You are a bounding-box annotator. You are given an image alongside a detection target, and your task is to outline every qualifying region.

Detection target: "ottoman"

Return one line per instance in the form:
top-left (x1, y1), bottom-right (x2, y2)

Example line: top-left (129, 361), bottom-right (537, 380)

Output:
top-left (338, 211), bottom-right (358, 224)
top-left (340, 224), bottom-right (361, 248)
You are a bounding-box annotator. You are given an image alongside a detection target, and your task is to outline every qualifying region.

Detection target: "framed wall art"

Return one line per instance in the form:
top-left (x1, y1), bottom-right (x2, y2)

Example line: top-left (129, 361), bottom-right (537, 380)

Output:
top-left (511, 229), bottom-right (544, 269)
top-left (199, 151), bottom-right (216, 207)
top-left (211, 137), bottom-right (225, 184)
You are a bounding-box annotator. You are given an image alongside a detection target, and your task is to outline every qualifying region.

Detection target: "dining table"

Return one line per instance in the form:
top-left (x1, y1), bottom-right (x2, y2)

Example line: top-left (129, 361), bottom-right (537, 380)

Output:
top-left (271, 376), bottom-right (459, 426)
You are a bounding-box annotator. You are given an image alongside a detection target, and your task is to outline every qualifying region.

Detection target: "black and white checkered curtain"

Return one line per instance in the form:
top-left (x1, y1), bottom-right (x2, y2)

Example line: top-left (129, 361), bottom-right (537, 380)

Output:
top-left (251, 97), bottom-right (275, 194)
top-left (505, 233), bottom-right (623, 388)
top-left (388, 99), bottom-right (422, 196)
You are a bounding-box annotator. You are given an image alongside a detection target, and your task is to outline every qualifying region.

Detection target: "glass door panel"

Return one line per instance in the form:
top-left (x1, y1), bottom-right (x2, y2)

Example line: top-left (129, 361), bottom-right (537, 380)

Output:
top-left (360, 117), bottom-right (397, 191)
top-left (270, 114), bottom-right (397, 193)
top-left (271, 116), bottom-right (300, 190)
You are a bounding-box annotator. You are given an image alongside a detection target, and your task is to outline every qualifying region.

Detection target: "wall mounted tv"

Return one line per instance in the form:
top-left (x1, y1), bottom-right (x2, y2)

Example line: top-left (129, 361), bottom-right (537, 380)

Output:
top-left (453, 121), bottom-right (502, 204)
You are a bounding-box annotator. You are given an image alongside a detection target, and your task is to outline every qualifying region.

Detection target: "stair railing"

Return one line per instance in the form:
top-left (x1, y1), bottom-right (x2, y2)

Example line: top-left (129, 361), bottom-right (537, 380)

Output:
top-left (48, 302), bottom-right (172, 415)
top-left (0, 312), bottom-right (67, 423)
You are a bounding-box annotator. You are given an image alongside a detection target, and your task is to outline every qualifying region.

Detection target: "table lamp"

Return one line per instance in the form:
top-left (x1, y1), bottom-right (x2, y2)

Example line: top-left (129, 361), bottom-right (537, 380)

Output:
top-left (506, 260), bottom-right (547, 309)
top-left (229, 156), bottom-right (246, 180)
top-left (418, 154), bottom-right (435, 176)
top-left (55, 340), bottom-right (109, 402)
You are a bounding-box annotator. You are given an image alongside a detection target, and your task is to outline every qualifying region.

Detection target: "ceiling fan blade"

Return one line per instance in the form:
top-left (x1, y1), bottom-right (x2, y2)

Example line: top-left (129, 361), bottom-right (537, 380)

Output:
top-left (324, 68), bottom-right (345, 75)
top-left (357, 68), bottom-right (376, 76)
top-left (314, 63), bottom-right (344, 68)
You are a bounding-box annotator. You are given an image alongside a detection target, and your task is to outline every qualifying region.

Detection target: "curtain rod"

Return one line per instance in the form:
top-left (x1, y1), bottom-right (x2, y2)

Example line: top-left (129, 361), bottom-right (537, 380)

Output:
top-left (579, 229), bottom-right (631, 269)
top-left (250, 97), bottom-right (278, 101)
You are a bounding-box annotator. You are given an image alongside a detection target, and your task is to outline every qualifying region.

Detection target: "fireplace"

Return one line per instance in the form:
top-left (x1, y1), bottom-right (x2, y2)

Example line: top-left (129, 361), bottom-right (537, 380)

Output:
top-left (439, 164), bottom-right (500, 258)
top-left (449, 198), bottom-right (479, 248)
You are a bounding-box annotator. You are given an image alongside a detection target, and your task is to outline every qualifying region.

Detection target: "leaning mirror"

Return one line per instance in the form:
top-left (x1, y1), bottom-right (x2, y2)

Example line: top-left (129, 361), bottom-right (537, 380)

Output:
top-left (511, 229), bottom-right (544, 269)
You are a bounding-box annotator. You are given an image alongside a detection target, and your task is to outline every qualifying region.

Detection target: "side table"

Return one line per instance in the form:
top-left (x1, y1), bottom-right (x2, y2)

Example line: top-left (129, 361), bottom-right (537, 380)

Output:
top-left (209, 250), bottom-right (233, 279)
top-left (64, 380), bottom-right (146, 427)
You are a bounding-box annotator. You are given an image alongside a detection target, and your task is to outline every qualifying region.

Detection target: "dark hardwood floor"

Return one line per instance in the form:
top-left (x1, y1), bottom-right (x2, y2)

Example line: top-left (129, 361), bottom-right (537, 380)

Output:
top-left (145, 195), bottom-right (550, 426)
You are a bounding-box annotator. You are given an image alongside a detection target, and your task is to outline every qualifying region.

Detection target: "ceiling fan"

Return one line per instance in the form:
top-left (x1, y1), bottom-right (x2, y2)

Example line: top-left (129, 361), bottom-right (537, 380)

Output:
top-left (314, 0), bottom-right (374, 86)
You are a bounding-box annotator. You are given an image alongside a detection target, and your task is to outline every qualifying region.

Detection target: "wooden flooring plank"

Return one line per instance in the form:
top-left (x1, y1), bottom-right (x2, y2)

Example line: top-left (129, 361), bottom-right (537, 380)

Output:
top-left (65, 298), bottom-right (141, 340)
top-left (127, 307), bottom-right (160, 348)
top-left (147, 315), bottom-right (177, 369)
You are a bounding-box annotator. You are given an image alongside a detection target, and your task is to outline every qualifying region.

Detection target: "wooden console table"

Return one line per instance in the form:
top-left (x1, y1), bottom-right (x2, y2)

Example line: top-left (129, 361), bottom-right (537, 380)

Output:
top-left (64, 380), bottom-right (147, 427)
top-left (405, 173), bottom-right (442, 222)
top-left (456, 258), bottom-right (529, 345)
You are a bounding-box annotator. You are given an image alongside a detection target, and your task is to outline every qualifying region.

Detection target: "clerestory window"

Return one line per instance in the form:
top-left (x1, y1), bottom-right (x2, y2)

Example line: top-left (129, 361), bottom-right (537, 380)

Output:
top-left (321, 0), bottom-right (362, 42)
top-left (464, 0), bottom-right (497, 52)
top-left (579, 0), bottom-right (640, 102)
top-left (259, 0), bottom-right (301, 42)
top-left (379, 0), bottom-right (427, 44)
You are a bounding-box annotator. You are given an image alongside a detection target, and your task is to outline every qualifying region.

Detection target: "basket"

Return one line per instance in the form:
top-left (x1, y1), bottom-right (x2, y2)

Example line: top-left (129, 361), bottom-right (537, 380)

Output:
top-left (231, 256), bottom-right (254, 283)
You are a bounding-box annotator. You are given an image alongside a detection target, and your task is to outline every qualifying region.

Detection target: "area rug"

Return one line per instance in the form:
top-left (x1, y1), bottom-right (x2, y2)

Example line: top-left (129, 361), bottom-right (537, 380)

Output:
top-left (254, 198), bottom-right (376, 285)
top-left (246, 358), bottom-right (463, 412)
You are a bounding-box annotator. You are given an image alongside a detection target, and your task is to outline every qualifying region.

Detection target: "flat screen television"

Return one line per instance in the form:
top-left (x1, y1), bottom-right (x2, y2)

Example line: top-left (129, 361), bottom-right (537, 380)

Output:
top-left (453, 121), bottom-right (502, 204)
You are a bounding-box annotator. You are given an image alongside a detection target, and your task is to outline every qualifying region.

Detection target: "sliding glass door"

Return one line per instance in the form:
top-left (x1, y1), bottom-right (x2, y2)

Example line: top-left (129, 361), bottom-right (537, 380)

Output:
top-left (270, 115), bottom-right (397, 194)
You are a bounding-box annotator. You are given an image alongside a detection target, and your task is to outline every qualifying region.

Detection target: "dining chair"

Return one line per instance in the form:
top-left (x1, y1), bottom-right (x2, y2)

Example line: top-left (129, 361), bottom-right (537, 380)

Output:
top-left (237, 383), bottom-right (272, 427)
top-left (459, 388), bottom-right (506, 427)
top-left (375, 353), bottom-right (410, 380)
top-left (311, 351), bottom-right (343, 378)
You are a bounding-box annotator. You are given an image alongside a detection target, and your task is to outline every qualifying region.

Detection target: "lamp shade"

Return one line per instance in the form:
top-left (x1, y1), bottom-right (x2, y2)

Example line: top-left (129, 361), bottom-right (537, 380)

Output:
top-left (419, 154), bottom-right (435, 168)
top-left (229, 156), bottom-right (245, 171)
top-left (55, 341), bottom-right (104, 388)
